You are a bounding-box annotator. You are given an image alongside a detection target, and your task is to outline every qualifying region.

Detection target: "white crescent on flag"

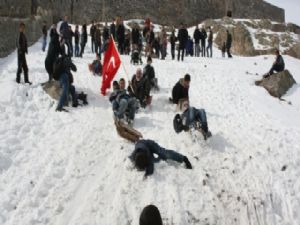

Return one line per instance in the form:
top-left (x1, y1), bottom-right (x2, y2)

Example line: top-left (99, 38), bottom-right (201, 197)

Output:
top-left (107, 56), bottom-right (116, 70)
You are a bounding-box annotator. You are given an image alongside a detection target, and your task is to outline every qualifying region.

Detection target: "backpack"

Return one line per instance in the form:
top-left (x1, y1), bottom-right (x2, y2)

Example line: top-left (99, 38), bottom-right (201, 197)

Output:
top-left (53, 56), bottom-right (65, 80)
top-left (173, 114), bottom-right (184, 133)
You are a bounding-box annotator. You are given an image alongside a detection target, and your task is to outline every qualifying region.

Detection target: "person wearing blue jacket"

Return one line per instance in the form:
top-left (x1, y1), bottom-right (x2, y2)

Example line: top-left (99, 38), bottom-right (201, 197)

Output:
top-left (130, 139), bottom-right (192, 177)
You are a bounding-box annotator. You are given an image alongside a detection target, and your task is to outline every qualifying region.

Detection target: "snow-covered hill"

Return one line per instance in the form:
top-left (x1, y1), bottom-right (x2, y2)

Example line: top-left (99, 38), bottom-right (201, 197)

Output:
top-left (0, 31), bottom-right (300, 225)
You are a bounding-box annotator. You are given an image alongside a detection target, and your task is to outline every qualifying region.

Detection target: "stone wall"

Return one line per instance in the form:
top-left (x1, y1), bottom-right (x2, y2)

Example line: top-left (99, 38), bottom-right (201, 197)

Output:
top-left (0, 8), bottom-right (52, 57)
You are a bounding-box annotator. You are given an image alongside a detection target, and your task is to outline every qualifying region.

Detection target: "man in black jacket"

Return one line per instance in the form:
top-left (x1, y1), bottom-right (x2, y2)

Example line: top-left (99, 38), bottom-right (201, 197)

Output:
top-left (171, 74), bottom-right (190, 104)
top-left (42, 21), bottom-right (47, 52)
top-left (131, 23), bottom-right (140, 46)
top-left (16, 22), bottom-right (31, 84)
top-left (200, 28), bottom-right (207, 57)
top-left (143, 56), bottom-right (158, 90)
top-left (264, 49), bottom-right (285, 78)
top-left (130, 139), bottom-right (192, 177)
top-left (206, 27), bottom-right (213, 58)
top-left (226, 30), bottom-right (232, 58)
top-left (177, 23), bottom-right (188, 61)
top-left (117, 19), bottom-right (125, 54)
top-left (45, 24), bottom-right (61, 82)
top-left (74, 25), bottom-right (80, 57)
top-left (102, 22), bottom-right (110, 44)
top-left (90, 21), bottom-right (96, 53)
top-left (169, 30), bottom-right (177, 60)
top-left (110, 19), bottom-right (116, 39)
top-left (193, 25), bottom-right (201, 57)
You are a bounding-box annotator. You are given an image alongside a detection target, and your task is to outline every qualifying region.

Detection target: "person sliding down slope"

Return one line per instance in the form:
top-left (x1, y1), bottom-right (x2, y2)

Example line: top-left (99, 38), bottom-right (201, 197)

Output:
top-left (130, 139), bottom-right (192, 178)
top-left (173, 99), bottom-right (212, 140)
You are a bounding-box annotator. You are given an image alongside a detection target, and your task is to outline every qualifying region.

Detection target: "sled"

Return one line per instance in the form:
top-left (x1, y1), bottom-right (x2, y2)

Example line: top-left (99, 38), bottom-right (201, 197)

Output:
top-left (114, 118), bottom-right (143, 143)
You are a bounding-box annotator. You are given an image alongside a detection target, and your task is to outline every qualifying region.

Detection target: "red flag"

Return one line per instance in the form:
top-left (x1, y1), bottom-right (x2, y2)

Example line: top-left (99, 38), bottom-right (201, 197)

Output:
top-left (101, 36), bottom-right (121, 95)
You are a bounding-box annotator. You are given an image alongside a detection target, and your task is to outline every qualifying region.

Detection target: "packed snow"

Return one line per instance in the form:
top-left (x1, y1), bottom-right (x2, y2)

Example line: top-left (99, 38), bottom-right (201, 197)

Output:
top-left (0, 28), bottom-right (300, 225)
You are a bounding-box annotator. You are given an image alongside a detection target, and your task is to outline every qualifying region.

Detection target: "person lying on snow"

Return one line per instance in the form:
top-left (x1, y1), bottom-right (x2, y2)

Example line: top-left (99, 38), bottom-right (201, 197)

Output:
top-left (128, 68), bottom-right (152, 108)
top-left (129, 139), bottom-right (192, 177)
top-left (109, 79), bottom-right (138, 126)
top-left (170, 73), bottom-right (190, 104)
top-left (88, 53), bottom-right (102, 76)
top-left (263, 49), bottom-right (285, 78)
top-left (173, 99), bottom-right (212, 140)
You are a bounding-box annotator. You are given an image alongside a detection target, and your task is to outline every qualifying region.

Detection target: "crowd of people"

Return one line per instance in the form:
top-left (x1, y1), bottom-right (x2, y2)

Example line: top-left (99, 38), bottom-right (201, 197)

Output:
top-left (14, 16), bottom-right (287, 224)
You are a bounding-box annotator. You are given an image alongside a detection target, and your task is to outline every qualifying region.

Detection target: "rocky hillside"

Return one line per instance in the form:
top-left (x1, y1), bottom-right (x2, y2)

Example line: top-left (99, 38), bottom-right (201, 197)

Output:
top-left (203, 18), bottom-right (300, 59)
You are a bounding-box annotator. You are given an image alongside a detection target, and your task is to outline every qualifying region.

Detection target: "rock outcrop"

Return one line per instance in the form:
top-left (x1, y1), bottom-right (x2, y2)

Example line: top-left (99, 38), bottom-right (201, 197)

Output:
top-left (255, 70), bottom-right (296, 98)
top-left (203, 18), bottom-right (300, 59)
top-left (42, 81), bottom-right (61, 101)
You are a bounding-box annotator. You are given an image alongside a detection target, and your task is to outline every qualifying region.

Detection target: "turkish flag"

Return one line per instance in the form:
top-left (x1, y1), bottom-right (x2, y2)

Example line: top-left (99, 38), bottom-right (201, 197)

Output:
top-left (101, 36), bottom-right (121, 95)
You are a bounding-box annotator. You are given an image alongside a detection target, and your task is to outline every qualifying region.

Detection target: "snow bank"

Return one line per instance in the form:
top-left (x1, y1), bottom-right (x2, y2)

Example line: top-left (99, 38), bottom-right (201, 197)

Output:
top-left (0, 31), bottom-right (300, 225)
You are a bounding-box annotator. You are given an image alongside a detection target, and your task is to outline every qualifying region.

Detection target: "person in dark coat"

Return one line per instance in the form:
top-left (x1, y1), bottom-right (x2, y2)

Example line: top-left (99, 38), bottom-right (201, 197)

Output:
top-left (67, 26), bottom-right (74, 57)
top-left (185, 36), bottom-right (193, 56)
top-left (171, 74), bottom-right (190, 104)
top-left (117, 19), bottom-right (125, 54)
top-left (169, 30), bottom-right (177, 60)
top-left (131, 23), bottom-right (141, 46)
top-left (56, 56), bottom-right (78, 112)
top-left (130, 139), bottom-right (192, 177)
top-left (60, 15), bottom-right (72, 56)
top-left (200, 28), bottom-right (207, 57)
top-left (42, 21), bottom-right (47, 52)
top-left (110, 19), bottom-right (116, 39)
top-left (128, 68), bottom-right (150, 108)
top-left (193, 25), bottom-right (201, 57)
top-left (45, 24), bottom-right (61, 81)
top-left (143, 56), bottom-right (158, 90)
top-left (16, 22), bottom-right (31, 84)
top-left (79, 24), bottom-right (87, 57)
top-left (264, 49), bottom-right (285, 78)
top-left (90, 21), bottom-right (96, 53)
top-left (226, 30), bottom-right (232, 58)
top-left (60, 15), bottom-right (69, 39)
top-left (206, 27), bottom-right (213, 57)
top-left (140, 205), bottom-right (163, 225)
top-left (74, 25), bottom-right (80, 57)
top-left (177, 23), bottom-right (188, 61)
top-left (148, 26), bottom-right (155, 54)
top-left (94, 24), bottom-right (102, 57)
top-left (102, 22), bottom-right (110, 44)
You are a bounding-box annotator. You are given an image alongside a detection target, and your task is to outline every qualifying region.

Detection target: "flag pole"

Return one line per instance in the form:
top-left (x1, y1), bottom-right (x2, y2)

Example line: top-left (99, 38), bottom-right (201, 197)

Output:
top-left (111, 34), bottom-right (135, 94)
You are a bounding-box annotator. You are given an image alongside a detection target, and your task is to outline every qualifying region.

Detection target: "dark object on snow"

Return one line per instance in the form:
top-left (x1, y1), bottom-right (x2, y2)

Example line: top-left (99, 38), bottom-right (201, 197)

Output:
top-left (77, 92), bottom-right (88, 105)
top-left (140, 205), bottom-right (163, 225)
top-left (173, 114), bottom-right (187, 133)
top-left (255, 70), bottom-right (296, 98)
top-left (281, 165), bottom-right (287, 171)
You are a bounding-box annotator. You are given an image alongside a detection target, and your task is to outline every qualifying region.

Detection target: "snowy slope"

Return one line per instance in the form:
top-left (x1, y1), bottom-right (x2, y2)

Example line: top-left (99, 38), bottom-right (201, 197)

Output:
top-left (0, 34), bottom-right (300, 225)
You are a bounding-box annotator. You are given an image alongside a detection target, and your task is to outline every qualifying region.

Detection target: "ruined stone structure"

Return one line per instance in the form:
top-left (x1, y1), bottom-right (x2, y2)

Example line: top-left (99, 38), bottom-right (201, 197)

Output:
top-left (0, 0), bottom-right (285, 57)
top-left (48, 0), bottom-right (285, 25)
